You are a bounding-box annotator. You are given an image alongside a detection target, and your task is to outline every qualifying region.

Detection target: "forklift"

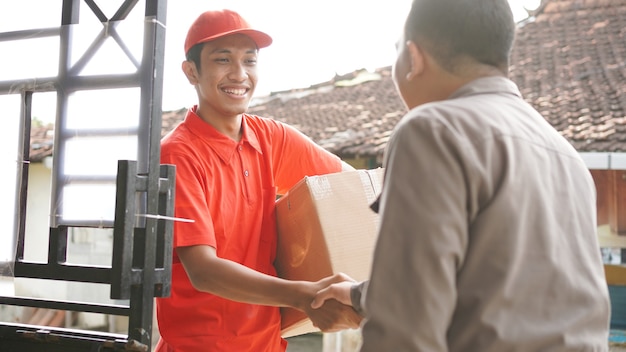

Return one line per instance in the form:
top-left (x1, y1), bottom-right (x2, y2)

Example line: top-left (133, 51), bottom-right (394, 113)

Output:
top-left (0, 0), bottom-right (174, 350)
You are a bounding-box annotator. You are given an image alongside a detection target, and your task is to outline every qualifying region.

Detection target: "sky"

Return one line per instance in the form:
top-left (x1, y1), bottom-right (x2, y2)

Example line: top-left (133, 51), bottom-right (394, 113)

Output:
top-left (0, 0), bottom-right (540, 118)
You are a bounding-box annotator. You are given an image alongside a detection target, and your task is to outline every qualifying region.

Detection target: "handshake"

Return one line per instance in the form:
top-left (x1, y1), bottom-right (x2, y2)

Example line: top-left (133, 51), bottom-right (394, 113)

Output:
top-left (298, 273), bottom-right (364, 332)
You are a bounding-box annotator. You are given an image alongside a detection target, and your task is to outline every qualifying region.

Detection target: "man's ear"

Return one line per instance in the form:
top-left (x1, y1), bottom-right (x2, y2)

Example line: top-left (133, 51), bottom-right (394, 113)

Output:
top-left (182, 60), bottom-right (199, 85)
top-left (406, 40), bottom-right (425, 81)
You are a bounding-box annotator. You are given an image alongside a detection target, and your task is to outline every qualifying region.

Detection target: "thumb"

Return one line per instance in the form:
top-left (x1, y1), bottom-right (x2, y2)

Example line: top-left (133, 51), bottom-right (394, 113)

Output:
top-left (310, 287), bottom-right (331, 309)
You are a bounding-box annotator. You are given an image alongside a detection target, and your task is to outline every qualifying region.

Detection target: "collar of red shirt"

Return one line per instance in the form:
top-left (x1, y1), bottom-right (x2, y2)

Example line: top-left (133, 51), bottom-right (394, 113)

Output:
top-left (184, 107), bottom-right (263, 164)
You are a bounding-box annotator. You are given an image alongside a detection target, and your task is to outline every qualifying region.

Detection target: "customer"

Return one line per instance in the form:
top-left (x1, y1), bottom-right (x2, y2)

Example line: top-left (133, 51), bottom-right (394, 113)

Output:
top-left (312, 0), bottom-right (611, 350)
top-left (156, 9), bottom-right (361, 352)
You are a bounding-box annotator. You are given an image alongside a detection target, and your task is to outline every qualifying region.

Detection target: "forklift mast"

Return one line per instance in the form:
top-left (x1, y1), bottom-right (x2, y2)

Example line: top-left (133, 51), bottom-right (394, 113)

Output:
top-left (0, 0), bottom-right (173, 351)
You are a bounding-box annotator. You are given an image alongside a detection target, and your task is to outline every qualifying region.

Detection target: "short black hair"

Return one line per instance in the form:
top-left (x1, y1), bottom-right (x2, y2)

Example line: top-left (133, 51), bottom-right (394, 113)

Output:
top-left (186, 43), bottom-right (204, 73)
top-left (405, 0), bottom-right (515, 74)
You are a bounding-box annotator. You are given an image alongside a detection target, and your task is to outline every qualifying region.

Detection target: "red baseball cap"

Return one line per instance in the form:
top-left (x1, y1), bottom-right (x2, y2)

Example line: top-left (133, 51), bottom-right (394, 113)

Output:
top-left (184, 9), bottom-right (273, 55)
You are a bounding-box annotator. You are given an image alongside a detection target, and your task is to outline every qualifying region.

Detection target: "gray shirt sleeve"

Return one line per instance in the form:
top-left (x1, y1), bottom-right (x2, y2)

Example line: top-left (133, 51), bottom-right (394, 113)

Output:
top-left (350, 280), bottom-right (369, 317)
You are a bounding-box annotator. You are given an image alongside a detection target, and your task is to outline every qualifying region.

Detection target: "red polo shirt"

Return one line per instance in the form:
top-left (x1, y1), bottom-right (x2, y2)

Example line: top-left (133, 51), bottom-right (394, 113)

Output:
top-left (156, 107), bottom-right (341, 352)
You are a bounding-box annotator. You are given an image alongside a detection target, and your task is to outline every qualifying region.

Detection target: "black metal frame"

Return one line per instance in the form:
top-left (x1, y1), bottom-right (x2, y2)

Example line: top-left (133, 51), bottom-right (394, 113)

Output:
top-left (0, 1), bottom-right (172, 351)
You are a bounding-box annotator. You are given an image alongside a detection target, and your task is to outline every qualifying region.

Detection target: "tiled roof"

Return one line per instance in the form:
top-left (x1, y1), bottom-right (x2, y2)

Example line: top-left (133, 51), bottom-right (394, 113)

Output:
top-left (509, 0), bottom-right (626, 151)
top-left (161, 108), bottom-right (187, 138)
top-left (29, 0), bottom-right (626, 161)
top-left (246, 68), bottom-right (406, 160)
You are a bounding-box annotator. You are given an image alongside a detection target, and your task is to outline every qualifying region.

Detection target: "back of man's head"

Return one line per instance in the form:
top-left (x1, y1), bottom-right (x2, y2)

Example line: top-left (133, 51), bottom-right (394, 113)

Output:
top-left (405, 0), bottom-right (515, 75)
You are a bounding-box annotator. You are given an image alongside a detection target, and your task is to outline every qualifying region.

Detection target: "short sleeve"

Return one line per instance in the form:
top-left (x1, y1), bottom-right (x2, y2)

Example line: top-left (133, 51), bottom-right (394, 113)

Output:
top-left (161, 150), bottom-right (216, 249)
top-left (270, 122), bottom-right (342, 194)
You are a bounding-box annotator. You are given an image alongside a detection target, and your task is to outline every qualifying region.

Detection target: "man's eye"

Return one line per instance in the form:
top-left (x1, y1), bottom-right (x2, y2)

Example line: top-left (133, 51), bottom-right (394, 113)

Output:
top-left (215, 58), bottom-right (229, 63)
top-left (246, 59), bottom-right (257, 65)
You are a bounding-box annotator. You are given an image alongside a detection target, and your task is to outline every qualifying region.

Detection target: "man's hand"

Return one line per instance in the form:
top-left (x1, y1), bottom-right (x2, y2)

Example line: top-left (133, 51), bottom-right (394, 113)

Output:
top-left (301, 273), bottom-right (362, 331)
top-left (304, 298), bottom-right (362, 332)
top-left (311, 280), bottom-right (354, 308)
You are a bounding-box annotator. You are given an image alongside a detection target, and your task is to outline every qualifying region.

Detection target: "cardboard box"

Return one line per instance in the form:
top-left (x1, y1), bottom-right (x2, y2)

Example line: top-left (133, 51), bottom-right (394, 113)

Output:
top-left (275, 168), bottom-right (384, 337)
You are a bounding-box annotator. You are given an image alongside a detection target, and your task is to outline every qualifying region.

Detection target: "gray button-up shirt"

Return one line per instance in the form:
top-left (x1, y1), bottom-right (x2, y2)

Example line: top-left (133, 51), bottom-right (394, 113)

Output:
top-left (361, 76), bottom-right (611, 351)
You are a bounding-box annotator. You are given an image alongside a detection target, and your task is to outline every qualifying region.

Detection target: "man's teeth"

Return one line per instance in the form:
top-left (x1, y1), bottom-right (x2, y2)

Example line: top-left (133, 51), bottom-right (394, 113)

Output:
top-left (223, 88), bottom-right (246, 95)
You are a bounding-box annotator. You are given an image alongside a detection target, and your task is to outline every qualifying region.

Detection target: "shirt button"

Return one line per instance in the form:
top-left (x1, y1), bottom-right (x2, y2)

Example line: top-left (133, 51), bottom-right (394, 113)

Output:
top-left (244, 170), bottom-right (249, 177)
top-left (238, 146), bottom-right (243, 151)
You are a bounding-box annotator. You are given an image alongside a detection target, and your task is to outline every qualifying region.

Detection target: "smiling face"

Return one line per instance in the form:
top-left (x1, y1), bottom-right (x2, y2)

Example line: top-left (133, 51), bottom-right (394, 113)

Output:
top-left (183, 33), bottom-right (259, 123)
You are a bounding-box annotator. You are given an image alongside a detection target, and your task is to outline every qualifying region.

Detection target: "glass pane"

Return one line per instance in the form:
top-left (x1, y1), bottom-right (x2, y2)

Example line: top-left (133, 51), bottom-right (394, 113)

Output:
top-left (63, 136), bottom-right (138, 176)
top-left (78, 36), bottom-right (140, 75)
top-left (59, 183), bottom-right (117, 223)
top-left (67, 88), bottom-right (140, 129)
top-left (72, 1), bottom-right (145, 76)
top-left (66, 228), bottom-right (113, 266)
top-left (19, 93), bottom-right (55, 262)
top-left (0, 38), bottom-right (60, 81)
top-left (22, 162), bottom-right (53, 263)
top-left (0, 95), bottom-right (20, 266)
top-left (32, 92), bottom-right (57, 126)
top-left (0, 0), bottom-right (62, 32)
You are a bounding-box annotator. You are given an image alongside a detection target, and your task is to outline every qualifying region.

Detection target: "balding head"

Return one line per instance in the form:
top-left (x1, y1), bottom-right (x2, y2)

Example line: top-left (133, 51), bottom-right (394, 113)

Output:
top-left (404, 0), bottom-right (515, 75)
